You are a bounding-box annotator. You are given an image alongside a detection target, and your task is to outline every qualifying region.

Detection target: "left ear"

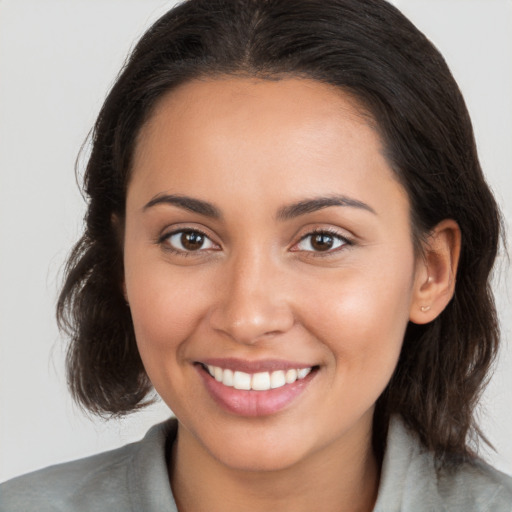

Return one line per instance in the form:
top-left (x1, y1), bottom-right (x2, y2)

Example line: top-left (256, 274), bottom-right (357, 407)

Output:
top-left (409, 219), bottom-right (461, 325)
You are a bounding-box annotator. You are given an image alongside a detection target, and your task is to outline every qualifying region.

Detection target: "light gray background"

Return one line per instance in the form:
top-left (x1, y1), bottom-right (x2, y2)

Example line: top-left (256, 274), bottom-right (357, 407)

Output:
top-left (1, 0), bottom-right (511, 482)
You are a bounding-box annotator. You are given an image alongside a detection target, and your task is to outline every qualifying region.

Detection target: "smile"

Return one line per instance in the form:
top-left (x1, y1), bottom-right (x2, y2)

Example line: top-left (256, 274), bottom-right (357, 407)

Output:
top-left (197, 360), bottom-right (318, 416)
top-left (205, 364), bottom-right (313, 391)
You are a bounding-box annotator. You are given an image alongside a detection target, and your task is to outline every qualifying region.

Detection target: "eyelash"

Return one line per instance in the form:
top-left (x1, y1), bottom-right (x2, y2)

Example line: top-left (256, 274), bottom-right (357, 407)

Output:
top-left (292, 228), bottom-right (353, 256)
top-left (158, 227), bottom-right (353, 256)
top-left (158, 228), bottom-right (218, 256)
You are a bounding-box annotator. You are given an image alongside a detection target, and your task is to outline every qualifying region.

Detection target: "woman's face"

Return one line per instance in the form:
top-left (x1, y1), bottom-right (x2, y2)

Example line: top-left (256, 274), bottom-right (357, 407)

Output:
top-left (124, 77), bottom-right (424, 471)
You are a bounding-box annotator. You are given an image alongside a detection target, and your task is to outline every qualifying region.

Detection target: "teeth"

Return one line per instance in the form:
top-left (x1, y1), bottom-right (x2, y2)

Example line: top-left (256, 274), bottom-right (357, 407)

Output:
top-left (270, 370), bottom-right (286, 389)
top-left (297, 367), bottom-right (312, 379)
top-left (233, 371), bottom-right (251, 390)
top-left (285, 369), bottom-right (297, 384)
top-left (223, 368), bottom-right (234, 387)
top-left (251, 372), bottom-right (271, 391)
top-left (205, 365), bottom-right (313, 391)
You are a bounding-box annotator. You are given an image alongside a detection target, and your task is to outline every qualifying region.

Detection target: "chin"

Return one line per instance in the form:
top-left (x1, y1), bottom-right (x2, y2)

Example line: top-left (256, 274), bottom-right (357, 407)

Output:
top-left (191, 418), bottom-right (318, 473)
top-left (211, 442), bottom-right (308, 473)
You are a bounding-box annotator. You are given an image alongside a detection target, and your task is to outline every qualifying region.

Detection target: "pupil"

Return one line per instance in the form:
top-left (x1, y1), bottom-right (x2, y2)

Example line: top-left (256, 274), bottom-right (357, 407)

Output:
top-left (312, 233), bottom-right (333, 251)
top-left (181, 231), bottom-right (204, 250)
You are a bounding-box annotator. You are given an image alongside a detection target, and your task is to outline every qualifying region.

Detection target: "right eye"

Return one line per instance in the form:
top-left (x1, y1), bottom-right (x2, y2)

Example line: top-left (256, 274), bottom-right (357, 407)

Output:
top-left (161, 229), bottom-right (218, 253)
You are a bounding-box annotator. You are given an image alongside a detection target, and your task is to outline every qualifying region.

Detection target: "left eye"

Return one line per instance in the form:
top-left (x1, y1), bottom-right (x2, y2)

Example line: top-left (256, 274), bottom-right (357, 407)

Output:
top-left (165, 230), bottom-right (216, 252)
top-left (295, 231), bottom-right (348, 252)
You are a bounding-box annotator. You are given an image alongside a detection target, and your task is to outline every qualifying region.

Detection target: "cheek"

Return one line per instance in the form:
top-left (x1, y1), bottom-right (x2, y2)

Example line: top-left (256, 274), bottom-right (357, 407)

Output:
top-left (124, 253), bottom-right (209, 363)
top-left (302, 261), bottom-right (415, 382)
top-left (125, 265), bottom-right (215, 412)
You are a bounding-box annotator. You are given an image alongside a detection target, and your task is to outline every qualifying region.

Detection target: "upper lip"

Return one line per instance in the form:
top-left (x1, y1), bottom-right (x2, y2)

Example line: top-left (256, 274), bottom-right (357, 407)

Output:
top-left (198, 358), bottom-right (316, 373)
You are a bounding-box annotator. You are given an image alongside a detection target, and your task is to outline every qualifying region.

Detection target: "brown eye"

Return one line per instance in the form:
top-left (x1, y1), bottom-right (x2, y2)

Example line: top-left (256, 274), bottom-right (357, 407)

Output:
top-left (165, 230), bottom-right (216, 252)
top-left (181, 231), bottom-right (205, 250)
top-left (295, 231), bottom-right (348, 253)
top-left (310, 233), bottom-right (334, 251)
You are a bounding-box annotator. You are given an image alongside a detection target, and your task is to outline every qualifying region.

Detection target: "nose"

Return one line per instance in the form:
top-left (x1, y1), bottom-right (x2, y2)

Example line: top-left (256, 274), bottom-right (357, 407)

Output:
top-left (208, 250), bottom-right (295, 345)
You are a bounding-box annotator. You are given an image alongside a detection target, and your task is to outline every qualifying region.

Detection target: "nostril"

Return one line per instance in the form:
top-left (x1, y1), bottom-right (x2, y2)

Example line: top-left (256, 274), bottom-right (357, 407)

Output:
top-left (209, 303), bottom-right (295, 346)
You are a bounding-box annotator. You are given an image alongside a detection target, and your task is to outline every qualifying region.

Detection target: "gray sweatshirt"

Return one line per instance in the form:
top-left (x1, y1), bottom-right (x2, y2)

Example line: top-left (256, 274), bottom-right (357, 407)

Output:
top-left (1, 417), bottom-right (511, 511)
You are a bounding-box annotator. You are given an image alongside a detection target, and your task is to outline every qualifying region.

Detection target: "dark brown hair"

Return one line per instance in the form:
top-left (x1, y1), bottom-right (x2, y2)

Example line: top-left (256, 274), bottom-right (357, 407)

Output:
top-left (57, 0), bottom-right (502, 463)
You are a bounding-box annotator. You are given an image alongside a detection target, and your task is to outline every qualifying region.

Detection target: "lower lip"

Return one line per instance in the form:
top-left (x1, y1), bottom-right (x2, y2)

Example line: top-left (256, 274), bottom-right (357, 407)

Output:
top-left (197, 366), bottom-right (315, 417)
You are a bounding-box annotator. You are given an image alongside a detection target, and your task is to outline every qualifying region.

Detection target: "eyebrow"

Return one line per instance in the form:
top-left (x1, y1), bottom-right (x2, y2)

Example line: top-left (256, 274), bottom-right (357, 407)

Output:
top-left (143, 193), bottom-right (375, 220)
top-left (276, 195), bottom-right (376, 220)
top-left (143, 194), bottom-right (221, 218)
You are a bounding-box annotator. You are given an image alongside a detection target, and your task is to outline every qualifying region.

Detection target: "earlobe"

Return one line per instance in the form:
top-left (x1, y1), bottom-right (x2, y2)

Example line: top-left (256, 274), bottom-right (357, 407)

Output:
top-left (409, 219), bottom-right (461, 325)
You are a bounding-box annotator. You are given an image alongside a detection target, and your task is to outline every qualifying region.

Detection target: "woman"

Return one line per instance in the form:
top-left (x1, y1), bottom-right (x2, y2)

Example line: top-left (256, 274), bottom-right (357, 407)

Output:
top-left (1, 0), bottom-right (511, 510)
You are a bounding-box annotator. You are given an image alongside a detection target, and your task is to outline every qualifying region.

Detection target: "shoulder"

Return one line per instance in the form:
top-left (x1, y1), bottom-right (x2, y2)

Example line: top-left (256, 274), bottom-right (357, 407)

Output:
top-left (0, 444), bottom-right (134, 512)
top-left (0, 419), bottom-right (177, 512)
top-left (374, 416), bottom-right (512, 512)
top-left (437, 457), bottom-right (512, 511)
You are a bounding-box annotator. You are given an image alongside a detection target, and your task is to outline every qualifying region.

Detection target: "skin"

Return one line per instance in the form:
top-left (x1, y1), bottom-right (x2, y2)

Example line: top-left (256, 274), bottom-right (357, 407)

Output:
top-left (123, 77), bottom-right (460, 512)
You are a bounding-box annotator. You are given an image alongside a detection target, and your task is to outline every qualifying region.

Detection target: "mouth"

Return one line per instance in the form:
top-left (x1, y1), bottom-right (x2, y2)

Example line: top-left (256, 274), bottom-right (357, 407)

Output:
top-left (195, 359), bottom-right (319, 416)
top-left (202, 363), bottom-right (314, 391)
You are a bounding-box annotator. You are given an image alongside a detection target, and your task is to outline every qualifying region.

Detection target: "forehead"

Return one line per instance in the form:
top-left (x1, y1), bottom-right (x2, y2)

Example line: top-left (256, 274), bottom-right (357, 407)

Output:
top-left (136, 77), bottom-right (376, 160)
top-left (129, 77), bottom-right (407, 218)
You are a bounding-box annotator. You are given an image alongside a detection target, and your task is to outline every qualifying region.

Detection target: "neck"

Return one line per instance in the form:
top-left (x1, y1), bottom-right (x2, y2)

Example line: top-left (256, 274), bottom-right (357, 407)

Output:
top-left (169, 420), bottom-right (380, 512)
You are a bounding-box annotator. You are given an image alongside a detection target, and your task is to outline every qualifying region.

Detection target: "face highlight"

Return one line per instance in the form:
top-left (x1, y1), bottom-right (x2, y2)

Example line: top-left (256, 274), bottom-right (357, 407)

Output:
top-left (123, 77), bottom-right (424, 472)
